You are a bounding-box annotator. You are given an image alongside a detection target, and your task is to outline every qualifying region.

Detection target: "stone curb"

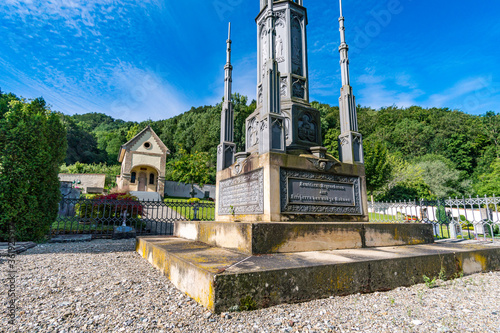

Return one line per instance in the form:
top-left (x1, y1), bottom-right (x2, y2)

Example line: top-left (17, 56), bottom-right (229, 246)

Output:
top-left (0, 242), bottom-right (37, 256)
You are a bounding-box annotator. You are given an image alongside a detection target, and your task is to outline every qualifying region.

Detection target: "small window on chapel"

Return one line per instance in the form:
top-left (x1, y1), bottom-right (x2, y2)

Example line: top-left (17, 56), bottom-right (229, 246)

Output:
top-left (149, 173), bottom-right (155, 185)
top-left (131, 172), bottom-right (136, 183)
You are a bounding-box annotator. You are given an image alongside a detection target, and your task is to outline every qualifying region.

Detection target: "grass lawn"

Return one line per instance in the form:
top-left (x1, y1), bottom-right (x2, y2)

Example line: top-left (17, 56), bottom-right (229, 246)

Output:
top-left (51, 219), bottom-right (115, 234)
top-left (164, 197), bottom-right (215, 221)
top-left (369, 212), bottom-right (414, 222)
top-left (51, 218), bottom-right (145, 234)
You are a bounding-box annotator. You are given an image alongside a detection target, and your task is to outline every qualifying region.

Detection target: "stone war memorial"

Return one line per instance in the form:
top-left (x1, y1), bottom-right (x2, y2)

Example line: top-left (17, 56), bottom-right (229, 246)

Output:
top-left (137, 0), bottom-right (500, 312)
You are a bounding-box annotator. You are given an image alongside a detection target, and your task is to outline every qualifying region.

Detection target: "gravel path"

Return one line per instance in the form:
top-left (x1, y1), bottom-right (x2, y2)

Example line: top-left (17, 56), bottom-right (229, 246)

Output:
top-left (1, 239), bottom-right (500, 333)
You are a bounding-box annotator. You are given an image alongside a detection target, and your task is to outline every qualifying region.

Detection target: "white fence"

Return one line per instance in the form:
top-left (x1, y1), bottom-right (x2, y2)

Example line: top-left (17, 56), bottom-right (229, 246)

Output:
top-left (368, 196), bottom-right (500, 241)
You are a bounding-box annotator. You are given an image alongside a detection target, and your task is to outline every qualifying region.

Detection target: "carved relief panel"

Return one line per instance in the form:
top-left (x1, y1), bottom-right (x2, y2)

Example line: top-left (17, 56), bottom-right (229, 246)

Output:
top-left (291, 14), bottom-right (303, 76)
top-left (275, 10), bottom-right (286, 70)
top-left (247, 117), bottom-right (259, 150)
top-left (297, 112), bottom-right (317, 143)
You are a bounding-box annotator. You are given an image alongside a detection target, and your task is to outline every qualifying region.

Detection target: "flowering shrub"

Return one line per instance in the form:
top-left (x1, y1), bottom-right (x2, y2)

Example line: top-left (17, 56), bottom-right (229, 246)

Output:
top-left (76, 193), bottom-right (143, 223)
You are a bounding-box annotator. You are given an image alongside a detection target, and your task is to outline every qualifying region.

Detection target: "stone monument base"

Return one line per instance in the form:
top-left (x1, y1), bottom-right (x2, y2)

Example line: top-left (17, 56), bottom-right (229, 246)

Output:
top-left (136, 236), bottom-right (500, 313)
top-left (215, 151), bottom-right (369, 223)
top-left (174, 221), bottom-right (434, 255)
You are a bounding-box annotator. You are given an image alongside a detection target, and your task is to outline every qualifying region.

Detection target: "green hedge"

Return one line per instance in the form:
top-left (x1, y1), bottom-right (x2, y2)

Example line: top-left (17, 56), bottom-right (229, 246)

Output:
top-left (0, 93), bottom-right (67, 241)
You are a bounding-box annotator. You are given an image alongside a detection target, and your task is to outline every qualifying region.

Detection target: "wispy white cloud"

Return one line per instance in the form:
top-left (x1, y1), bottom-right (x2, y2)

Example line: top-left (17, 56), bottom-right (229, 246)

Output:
top-left (425, 76), bottom-right (499, 113)
top-left (107, 62), bottom-right (190, 121)
top-left (354, 71), bottom-right (499, 114)
top-left (355, 71), bottom-right (424, 108)
top-left (0, 0), bottom-right (189, 120)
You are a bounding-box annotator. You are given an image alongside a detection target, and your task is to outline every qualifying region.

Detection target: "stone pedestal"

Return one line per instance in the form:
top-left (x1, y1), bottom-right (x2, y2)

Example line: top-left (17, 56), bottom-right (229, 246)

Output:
top-left (215, 151), bottom-right (368, 223)
top-left (174, 221), bottom-right (434, 255)
top-left (165, 151), bottom-right (434, 255)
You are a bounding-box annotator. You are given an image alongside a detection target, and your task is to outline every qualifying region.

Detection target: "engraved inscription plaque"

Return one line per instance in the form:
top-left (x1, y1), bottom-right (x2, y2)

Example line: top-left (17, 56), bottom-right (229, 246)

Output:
top-left (219, 168), bottom-right (264, 215)
top-left (280, 168), bottom-right (362, 215)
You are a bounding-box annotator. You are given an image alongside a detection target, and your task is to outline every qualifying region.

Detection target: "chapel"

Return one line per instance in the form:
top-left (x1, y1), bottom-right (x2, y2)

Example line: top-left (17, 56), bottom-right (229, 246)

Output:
top-left (116, 126), bottom-right (169, 196)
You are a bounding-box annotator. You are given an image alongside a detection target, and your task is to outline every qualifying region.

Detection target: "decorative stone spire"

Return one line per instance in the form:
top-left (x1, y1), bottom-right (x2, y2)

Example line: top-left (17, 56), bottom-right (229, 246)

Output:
top-left (263, 0), bottom-right (281, 115)
top-left (222, 22), bottom-right (234, 143)
top-left (217, 22), bottom-right (236, 171)
top-left (258, 0), bottom-right (286, 153)
top-left (337, 0), bottom-right (363, 164)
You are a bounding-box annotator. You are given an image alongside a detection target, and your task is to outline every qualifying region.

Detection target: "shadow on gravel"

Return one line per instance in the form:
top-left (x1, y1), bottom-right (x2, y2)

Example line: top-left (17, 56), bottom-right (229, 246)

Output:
top-left (18, 238), bottom-right (137, 255)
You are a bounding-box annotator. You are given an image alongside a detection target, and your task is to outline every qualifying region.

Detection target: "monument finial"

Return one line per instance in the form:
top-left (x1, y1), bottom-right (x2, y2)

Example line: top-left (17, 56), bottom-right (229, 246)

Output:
top-left (217, 22), bottom-right (235, 171)
top-left (337, 0), bottom-right (364, 164)
top-left (338, 0), bottom-right (349, 87)
top-left (226, 22), bottom-right (232, 69)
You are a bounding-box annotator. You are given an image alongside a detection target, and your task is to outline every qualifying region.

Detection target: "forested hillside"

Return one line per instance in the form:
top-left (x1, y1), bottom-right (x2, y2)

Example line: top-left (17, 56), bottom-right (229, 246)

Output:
top-left (3, 90), bottom-right (498, 200)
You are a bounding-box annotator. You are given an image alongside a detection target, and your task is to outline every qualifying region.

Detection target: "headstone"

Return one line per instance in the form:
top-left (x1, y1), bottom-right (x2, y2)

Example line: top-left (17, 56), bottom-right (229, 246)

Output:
top-left (59, 181), bottom-right (81, 217)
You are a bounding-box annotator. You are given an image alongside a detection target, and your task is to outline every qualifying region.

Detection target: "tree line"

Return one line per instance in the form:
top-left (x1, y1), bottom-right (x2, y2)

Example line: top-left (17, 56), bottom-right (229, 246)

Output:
top-left (61, 94), bottom-right (499, 200)
top-left (3, 89), bottom-right (498, 241)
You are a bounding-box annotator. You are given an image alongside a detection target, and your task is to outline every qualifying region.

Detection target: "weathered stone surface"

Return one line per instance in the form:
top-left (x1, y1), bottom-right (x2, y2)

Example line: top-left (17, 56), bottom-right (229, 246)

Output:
top-left (218, 168), bottom-right (264, 215)
top-left (136, 236), bottom-right (500, 313)
top-left (175, 221), bottom-right (434, 255)
top-left (49, 234), bottom-right (92, 243)
top-left (215, 151), bottom-right (369, 223)
top-left (280, 168), bottom-right (362, 215)
top-left (0, 242), bottom-right (37, 255)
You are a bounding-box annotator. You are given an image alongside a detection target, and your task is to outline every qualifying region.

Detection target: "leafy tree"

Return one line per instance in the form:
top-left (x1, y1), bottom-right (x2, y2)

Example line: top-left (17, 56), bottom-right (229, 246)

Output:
top-left (126, 124), bottom-right (141, 141)
top-left (95, 128), bottom-right (128, 164)
top-left (474, 158), bottom-right (500, 196)
top-left (482, 111), bottom-right (500, 158)
top-left (323, 128), bottom-right (340, 159)
top-left (233, 94), bottom-right (255, 152)
top-left (62, 115), bottom-right (105, 165)
top-left (378, 155), bottom-right (431, 201)
top-left (0, 93), bottom-right (67, 241)
top-left (71, 112), bottom-right (116, 132)
top-left (413, 154), bottom-right (472, 198)
top-left (363, 140), bottom-right (391, 195)
top-left (166, 148), bottom-right (214, 198)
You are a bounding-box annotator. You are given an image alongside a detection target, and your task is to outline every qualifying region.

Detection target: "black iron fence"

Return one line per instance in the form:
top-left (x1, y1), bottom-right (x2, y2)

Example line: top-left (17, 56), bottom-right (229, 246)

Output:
top-left (368, 195), bottom-right (500, 241)
top-left (52, 198), bottom-right (216, 239)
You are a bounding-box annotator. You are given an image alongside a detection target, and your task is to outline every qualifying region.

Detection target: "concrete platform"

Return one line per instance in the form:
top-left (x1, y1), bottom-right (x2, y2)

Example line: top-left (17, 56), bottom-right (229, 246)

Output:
top-left (174, 221), bottom-right (434, 254)
top-left (136, 236), bottom-right (500, 313)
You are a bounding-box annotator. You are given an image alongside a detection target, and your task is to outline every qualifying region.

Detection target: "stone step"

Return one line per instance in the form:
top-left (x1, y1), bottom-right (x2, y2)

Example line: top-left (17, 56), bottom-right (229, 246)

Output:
top-left (49, 234), bottom-right (93, 243)
top-left (0, 242), bottom-right (37, 255)
top-left (174, 221), bottom-right (435, 255)
top-left (136, 236), bottom-right (500, 313)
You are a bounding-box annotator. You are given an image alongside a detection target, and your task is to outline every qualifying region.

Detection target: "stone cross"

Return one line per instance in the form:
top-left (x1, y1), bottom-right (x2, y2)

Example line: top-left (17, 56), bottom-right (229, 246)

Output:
top-left (337, 0), bottom-right (364, 164)
top-left (217, 22), bottom-right (236, 171)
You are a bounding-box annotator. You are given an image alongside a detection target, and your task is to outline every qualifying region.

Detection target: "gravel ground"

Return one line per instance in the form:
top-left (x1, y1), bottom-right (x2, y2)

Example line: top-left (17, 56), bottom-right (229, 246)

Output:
top-left (1, 239), bottom-right (500, 333)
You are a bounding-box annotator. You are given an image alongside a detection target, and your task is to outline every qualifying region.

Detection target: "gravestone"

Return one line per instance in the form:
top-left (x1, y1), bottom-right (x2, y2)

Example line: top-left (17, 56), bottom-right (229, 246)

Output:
top-left (59, 181), bottom-right (81, 217)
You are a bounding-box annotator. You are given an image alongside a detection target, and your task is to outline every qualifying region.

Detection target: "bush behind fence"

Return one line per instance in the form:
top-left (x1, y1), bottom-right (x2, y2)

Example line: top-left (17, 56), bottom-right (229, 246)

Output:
top-left (53, 198), bottom-right (216, 238)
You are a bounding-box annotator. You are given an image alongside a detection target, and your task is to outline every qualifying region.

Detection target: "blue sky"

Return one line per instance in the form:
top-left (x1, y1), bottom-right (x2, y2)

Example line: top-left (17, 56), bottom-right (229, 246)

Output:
top-left (1, 0), bottom-right (499, 122)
